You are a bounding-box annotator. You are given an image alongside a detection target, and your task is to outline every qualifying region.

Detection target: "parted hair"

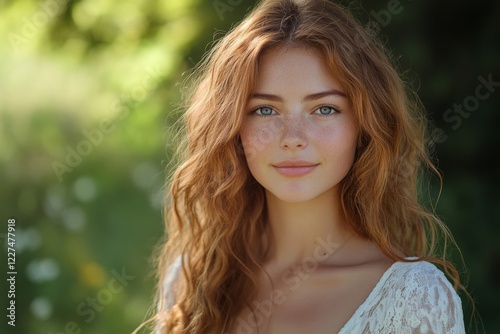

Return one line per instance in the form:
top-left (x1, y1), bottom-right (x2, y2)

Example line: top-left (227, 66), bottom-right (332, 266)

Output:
top-left (138, 0), bottom-right (467, 333)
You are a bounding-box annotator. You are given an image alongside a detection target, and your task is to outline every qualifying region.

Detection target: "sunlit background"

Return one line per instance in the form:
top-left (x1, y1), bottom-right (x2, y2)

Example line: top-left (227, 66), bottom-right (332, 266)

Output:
top-left (1, 0), bottom-right (499, 333)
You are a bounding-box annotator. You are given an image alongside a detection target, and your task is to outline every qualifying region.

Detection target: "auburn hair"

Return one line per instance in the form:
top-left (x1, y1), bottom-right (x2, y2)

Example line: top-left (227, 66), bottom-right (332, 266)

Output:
top-left (138, 0), bottom-right (468, 333)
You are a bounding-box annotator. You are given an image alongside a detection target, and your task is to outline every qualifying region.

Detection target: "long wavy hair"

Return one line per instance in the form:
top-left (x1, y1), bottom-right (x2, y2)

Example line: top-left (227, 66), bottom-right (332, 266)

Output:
top-left (141, 0), bottom-right (469, 333)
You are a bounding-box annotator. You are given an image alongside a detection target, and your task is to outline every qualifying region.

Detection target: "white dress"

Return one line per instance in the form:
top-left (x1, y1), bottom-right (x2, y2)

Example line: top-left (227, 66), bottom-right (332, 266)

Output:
top-left (159, 258), bottom-right (466, 333)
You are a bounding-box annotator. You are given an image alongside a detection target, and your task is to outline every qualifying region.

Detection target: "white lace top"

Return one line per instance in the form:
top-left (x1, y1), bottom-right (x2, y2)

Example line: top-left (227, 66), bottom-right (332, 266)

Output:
top-left (159, 258), bottom-right (465, 333)
top-left (338, 260), bottom-right (465, 333)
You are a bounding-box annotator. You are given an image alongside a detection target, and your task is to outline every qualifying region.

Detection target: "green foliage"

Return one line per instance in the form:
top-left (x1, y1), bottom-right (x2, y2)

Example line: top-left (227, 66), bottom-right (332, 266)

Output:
top-left (0, 0), bottom-right (498, 333)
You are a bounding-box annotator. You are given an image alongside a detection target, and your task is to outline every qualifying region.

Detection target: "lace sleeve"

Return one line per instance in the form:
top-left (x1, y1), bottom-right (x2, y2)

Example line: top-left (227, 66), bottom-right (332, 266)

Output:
top-left (155, 256), bottom-right (182, 334)
top-left (159, 256), bottom-right (182, 311)
top-left (391, 262), bottom-right (466, 334)
top-left (339, 261), bottom-right (466, 334)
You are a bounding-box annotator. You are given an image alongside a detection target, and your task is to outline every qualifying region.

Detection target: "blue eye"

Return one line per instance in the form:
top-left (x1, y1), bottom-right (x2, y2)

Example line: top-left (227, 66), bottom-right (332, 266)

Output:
top-left (254, 107), bottom-right (276, 116)
top-left (314, 106), bottom-right (338, 115)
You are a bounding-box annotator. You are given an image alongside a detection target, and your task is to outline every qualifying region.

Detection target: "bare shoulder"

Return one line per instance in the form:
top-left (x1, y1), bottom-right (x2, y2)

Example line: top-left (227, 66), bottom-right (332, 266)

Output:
top-left (323, 236), bottom-right (395, 273)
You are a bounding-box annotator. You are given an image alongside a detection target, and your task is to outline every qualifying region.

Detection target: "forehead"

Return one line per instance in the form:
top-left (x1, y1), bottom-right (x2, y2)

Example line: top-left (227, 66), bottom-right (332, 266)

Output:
top-left (254, 46), bottom-right (343, 93)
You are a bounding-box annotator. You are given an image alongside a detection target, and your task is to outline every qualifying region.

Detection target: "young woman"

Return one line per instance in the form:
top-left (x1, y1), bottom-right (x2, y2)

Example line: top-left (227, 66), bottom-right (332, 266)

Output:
top-left (142, 0), bottom-right (468, 333)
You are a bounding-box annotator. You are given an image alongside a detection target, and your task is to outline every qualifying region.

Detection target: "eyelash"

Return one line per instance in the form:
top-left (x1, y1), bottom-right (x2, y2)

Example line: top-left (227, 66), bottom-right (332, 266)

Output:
top-left (249, 104), bottom-right (342, 117)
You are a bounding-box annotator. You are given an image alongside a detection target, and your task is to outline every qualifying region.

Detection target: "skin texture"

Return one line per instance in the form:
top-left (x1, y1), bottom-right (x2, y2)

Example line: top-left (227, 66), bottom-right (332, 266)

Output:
top-left (235, 46), bottom-right (394, 333)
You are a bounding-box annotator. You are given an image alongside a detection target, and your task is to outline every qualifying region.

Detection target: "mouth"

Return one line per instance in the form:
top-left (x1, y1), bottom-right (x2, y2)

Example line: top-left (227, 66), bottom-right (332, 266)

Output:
top-left (272, 160), bottom-right (319, 177)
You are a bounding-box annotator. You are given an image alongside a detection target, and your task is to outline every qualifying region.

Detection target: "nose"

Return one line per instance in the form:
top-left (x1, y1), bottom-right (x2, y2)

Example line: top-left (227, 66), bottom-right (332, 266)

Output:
top-left (279, 116), bottom-right (307, 150)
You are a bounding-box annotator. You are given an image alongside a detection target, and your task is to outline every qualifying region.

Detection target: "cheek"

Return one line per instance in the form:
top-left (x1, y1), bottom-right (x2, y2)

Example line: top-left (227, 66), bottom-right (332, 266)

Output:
top-left (240, 121), bottom-right (280, 161)
top-left (316, 123), bottom-right (358, 161)
top-left (240, 124), bottom-right (263, 165)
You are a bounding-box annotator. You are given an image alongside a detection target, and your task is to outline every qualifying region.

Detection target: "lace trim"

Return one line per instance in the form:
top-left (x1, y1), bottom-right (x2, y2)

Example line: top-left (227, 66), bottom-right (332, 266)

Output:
top-left (338, 260), bottom-right (465, 333)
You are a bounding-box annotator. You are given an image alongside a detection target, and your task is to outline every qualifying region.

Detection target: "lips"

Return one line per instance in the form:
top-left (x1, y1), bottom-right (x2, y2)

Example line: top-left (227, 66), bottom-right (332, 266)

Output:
top-left (272, 160), bottom-right (319, 177)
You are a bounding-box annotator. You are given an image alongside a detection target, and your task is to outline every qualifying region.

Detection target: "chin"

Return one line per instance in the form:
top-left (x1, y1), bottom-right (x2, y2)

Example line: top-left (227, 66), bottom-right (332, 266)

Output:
top-left (266, 188), bottom-right (322, 204)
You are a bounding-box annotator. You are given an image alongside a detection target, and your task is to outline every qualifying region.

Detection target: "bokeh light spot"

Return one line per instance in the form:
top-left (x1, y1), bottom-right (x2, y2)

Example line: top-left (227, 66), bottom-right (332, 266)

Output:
top-left (80, 262), bottom-right (106, 287)
top-left (30, 297), bottom-right (53, 320)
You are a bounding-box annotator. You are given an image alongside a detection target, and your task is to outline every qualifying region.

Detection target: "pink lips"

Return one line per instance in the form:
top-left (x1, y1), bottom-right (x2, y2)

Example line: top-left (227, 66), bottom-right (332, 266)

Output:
top-left (272, 160), bottom-right (319, 177)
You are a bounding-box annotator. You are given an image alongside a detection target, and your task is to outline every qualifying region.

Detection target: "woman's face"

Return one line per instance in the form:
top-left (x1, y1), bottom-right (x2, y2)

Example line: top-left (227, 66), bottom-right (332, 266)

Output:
top-left (240, 46), bottom-right (359, 203)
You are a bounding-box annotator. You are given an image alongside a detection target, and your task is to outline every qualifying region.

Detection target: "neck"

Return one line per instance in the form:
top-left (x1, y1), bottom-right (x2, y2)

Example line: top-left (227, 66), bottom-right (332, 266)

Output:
top-left (263, 187), bottom-right (353, 268)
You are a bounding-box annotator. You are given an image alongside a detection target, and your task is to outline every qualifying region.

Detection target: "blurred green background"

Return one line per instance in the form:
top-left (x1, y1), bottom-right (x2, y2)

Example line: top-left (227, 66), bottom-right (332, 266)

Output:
top-left (0, 0), bottom-right (498, 333)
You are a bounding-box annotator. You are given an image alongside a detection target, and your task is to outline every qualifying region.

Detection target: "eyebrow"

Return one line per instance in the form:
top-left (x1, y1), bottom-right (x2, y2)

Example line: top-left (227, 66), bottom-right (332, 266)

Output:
top-left (250, 89), bottom-right (346, 102)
